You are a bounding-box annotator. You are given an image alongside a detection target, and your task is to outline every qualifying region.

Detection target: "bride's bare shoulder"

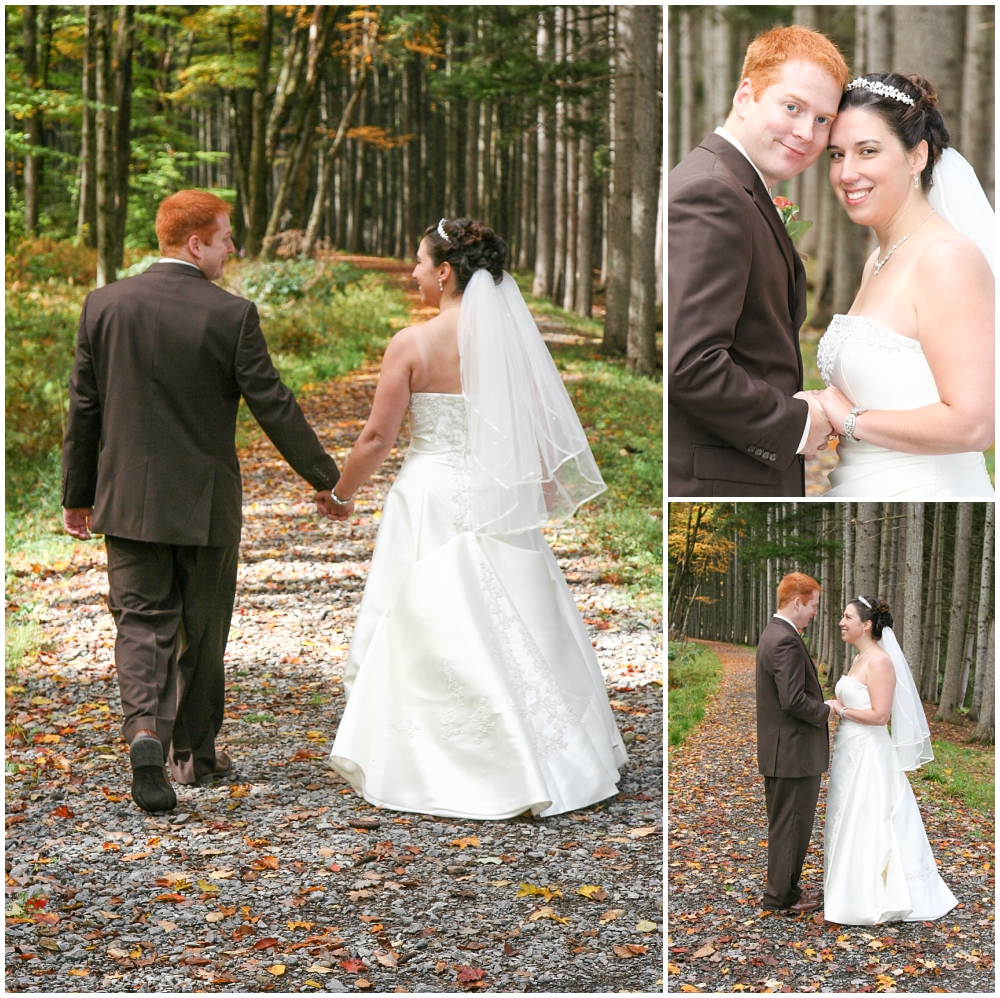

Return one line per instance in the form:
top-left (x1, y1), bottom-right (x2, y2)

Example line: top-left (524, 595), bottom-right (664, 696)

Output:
top-left (868, 648), bottom-right (895, 678)
top-left (914, 230), bottom-right (993, 288)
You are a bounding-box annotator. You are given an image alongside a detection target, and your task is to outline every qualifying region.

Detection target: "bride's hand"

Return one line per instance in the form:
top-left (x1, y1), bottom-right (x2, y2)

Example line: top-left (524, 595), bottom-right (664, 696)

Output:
top-left (824, 697), bottom-right (844, 715)
top-left (814, 386), bottom-right (853, 437)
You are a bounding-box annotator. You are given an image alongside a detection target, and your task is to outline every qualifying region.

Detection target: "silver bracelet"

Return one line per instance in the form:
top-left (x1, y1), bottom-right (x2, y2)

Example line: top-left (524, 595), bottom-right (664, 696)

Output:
top-left (327, 491), bottom-right (352, 509)
top-left (843, 406), bottom-right (868, 443)
top-left (838, 706), bottom-right (848, 719)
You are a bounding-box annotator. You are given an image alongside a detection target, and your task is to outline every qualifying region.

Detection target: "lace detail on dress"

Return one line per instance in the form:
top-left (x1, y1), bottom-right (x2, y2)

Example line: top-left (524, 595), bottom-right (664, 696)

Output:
top-left (817, 315), bottom-right (924, 387)
top-left (478, 559), bottom-right (572, 759)
top-left (824, 731), bottom-right (870, 882)
top-left (389, 719), bottom-right (419, 740)
top-left (437, 665), bottom-right (497, 745)
top-left (409, 393), bottom-right (470, 531)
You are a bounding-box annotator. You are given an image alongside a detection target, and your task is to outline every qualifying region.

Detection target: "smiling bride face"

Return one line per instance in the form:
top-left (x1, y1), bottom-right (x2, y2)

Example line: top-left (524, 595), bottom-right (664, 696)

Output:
top-left (828, 106), bottom-right (928, 229)
top-left (838, 603), bottom-right (871, 646)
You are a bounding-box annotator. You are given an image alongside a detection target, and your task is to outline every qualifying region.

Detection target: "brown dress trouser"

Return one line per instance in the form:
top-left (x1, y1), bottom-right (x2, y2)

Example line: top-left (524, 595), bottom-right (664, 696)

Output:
top-left (762, 773), bottom-right (822, 909)
top-left (106, 536), bottom-right (238, 785)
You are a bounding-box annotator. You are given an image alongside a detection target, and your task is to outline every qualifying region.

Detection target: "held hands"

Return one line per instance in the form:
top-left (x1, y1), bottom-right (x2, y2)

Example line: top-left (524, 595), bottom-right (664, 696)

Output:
top-left (812, 385), bottom-right (854, 438)
top-left (824, 698), bottom-right (844, 719)
top-left (63, 507), bottom-right (93, 540)
top-left (314, 490), bottom-right (354, 521)
top-left (793, 391), bottom-right (835, 458)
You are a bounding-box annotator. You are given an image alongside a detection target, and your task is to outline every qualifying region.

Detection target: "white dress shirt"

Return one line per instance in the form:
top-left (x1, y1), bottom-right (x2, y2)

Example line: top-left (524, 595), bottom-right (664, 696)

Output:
top-left (158, 257), bottom-right (201, 270)
top-left (773, 611), bottom-right (801, 633)
top-left (714, 126), bottom-right (811, 456)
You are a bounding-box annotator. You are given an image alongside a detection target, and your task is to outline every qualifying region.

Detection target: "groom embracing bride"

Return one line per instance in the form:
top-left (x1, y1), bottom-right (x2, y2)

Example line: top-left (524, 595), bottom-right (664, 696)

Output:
top-left (668, 26), bottom-right (849, 496)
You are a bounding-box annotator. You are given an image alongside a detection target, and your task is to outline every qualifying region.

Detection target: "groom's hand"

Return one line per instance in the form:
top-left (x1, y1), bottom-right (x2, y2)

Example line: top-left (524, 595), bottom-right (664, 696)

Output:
top-left (314, 490), bottom-right (354, 521)
top-left (63, 507), bottom-right (93, 540)
top-left (795, 392), bottom-right (835, 458)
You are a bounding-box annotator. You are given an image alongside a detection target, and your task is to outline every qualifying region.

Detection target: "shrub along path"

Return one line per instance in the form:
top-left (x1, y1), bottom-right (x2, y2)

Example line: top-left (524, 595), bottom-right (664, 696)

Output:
top-left (667, 641), bottom-right (994, 994)
top-left (5, 305), bottom-right (662, 993)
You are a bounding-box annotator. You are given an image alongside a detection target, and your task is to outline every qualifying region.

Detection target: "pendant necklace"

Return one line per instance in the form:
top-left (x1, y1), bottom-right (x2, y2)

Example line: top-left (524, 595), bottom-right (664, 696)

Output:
top-left (874, 210), bottom-right (935, 274)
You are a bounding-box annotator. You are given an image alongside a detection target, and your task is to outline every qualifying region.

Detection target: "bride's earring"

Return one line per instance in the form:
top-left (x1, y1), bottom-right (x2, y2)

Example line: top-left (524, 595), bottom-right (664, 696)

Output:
top-left (438, 277), bottom-right (444, 292)
top-left (913, 172), bottom-right (920, 189)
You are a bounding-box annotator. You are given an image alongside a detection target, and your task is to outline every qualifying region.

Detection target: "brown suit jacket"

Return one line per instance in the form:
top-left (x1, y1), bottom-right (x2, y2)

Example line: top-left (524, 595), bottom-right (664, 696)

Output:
top-left (756, 618), bottom-right (831, 778)
top-left (62, 262), bottom-right (340, 547)
top-left (668, 132), bottom-right (809, 497)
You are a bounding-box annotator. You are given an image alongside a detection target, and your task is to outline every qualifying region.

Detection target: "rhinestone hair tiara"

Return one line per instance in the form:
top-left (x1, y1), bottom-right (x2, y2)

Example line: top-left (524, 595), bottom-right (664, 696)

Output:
top-left (847, 77), bottom-right (915, 106)
top-left (856, 595), bottom-right (872, 608)
top-left (437, 218), bottom-right (449, 240)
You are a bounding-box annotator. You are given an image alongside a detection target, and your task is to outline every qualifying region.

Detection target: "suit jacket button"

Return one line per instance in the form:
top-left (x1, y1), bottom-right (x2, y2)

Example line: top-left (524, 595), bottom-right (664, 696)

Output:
top-left (770, 454), bottom-right (777, 461)
top-left (747, 445), bottom-right (754, 453)
top-left (755, 448), bottom-right (762, 456)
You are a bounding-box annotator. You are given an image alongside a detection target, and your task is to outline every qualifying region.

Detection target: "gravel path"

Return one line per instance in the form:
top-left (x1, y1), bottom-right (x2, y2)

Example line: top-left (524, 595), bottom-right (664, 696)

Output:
top-left (5, 367), bottom-right (663, 994)
top-left (667, 641), bottom-right (994, 994)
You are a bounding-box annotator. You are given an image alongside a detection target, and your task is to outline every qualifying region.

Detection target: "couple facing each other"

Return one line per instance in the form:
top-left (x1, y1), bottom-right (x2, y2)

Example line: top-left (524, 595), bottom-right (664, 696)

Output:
top-left (62, 190), bottom-right (626, 819)
top-left (669, 24), bottom-right (995, 498)
top-left (756, 572), bottom-right (957, 925)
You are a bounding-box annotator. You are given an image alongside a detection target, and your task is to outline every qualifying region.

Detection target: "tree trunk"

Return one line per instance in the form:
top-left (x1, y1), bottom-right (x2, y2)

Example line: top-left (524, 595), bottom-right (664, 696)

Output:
top-left (678, 9), bottom-right (695, 160)
top-left (22, 5), bottom-right (41, 235)
top-left (969, 616), bottom-right (994, 744)
top-left (625, 5), bottom-right (661, 376)
top-left (246, 4), bottom-right (273, 258)
top-left (901, 503), bottom-right (925, 675)
top-left (936, 503), bottom-right (974, 722)
top-left (877, 502), bottom-right (891, 595)
top-left (603, 4), bottom-right (634, 353)
top-left (532, 10), bottom-right (556, 298)
top-left (960, 5), bottom-right (995, 209)
top-left (919, 504), bottom-right (944, 701)
top-left (852, 503), bottom-right (880, 598)
top-left (303, 60), bottom-right (370, 257)
top-left (113, 5), bottom-right (134, 270)
top-left (95, 6), bottom-right (116, 286)
top-left (465, 92), bottom-right (479, 219)
top-left (864, 5), bottom-right (894, 73)
top-left (574, 7), bottom-right (594, 320)
top-left (971, 503), bottom-right (994, 719)
top-left (77, 6), bottom-right (97, 247)
top-left (518, 127), bottom-right (534, 271)
top-left (552, 6), bottom-right (567, 305)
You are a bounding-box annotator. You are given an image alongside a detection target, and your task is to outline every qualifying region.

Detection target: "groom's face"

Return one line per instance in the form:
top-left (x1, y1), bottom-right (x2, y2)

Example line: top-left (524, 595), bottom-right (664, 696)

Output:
top-left (734, 60), bottom-right (843, 186)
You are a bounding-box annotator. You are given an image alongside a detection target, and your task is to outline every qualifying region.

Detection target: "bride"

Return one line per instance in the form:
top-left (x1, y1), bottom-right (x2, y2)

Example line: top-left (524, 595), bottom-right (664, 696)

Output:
top-left (316, 217), bottom-right (627, 819)
top-left (824, 596), bottom-right (957, 924)
top-left (813, 72), bottom-right (994, 497)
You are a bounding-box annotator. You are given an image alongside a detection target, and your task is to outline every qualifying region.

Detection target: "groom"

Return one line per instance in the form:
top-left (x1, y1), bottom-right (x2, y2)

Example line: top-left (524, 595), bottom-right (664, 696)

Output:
top-left (668, 26), bottom-right (849, 496)
top-left (755, 572), bottom-right (835, 912)
top-left (62, 190), bottom-right (352, 812)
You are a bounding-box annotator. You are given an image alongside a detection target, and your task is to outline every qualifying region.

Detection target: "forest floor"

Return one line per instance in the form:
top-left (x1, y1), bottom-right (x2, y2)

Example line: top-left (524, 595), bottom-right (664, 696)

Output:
top-left (5, 300), bottom-right (663, 994)
top-left (667, 641), bottom-right (995, 995)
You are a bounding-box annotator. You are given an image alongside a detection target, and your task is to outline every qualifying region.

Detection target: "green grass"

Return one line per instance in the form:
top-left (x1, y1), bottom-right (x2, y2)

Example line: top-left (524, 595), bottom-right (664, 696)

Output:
top-left (911, 738), bottom-right (995, 816)
top-left (5, 619), bottom-right (41, 677)
top-left (668, 641), bottom-right (723, 747)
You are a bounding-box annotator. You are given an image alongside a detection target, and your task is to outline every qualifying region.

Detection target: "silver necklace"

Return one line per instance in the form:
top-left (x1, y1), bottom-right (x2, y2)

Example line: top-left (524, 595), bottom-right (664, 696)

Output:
top-left (874, 210), bottom-right (935, 275)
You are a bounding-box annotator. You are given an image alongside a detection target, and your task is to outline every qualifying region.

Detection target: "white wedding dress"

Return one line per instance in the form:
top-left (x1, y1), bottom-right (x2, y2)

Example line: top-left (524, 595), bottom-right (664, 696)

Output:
top-left (328, 392), bottom-right (628, 820)
top-left (823, 675), bottom-right (958, 925)
top-left (816, 314), bottom-right (994, 497)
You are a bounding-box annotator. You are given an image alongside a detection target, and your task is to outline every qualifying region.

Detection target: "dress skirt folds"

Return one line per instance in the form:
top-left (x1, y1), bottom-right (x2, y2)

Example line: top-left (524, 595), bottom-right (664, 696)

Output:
top-left (328, 393), bottom-right (627, 820)
top-left (823, 677), bottom-right (957, 925)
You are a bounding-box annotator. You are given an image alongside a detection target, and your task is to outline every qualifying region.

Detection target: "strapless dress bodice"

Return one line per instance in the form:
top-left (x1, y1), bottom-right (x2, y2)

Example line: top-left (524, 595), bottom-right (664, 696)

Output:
top-left (408, 392), bottom-right (466, 455)
top-left (835, 675), bottom-right (875, 716)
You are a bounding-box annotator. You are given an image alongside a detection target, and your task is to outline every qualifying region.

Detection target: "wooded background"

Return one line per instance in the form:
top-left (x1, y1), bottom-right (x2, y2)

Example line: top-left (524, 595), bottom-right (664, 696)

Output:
top-left (667, 5), bottom-right (995, 328)
top-left (5, 4), bottom-right (663, 373)
top-left (667, 502), bottom-right (995, 745)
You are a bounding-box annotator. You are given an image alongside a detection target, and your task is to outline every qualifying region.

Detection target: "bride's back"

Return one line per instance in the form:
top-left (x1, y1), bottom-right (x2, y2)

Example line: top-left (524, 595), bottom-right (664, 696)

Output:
top-left (405, 308), bottom-right (462, 395)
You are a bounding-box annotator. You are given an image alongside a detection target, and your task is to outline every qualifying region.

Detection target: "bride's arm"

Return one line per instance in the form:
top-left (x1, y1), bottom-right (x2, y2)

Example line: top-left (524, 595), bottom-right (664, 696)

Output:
top-left (839, 654), bottom-right (895, 726)
top-left (329, 330), bottom-right (416, 502)
top-left (817, 239), bottom-right (994, 454)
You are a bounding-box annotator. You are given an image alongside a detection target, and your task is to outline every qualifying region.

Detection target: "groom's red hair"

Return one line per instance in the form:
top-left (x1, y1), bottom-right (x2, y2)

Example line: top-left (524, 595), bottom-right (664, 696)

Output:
top-left (777, 572), bottom-right (821, 608)
top-left (156, 190), bottom-right (232, 254)
top-left (741, 25), bottom-right (849, 95)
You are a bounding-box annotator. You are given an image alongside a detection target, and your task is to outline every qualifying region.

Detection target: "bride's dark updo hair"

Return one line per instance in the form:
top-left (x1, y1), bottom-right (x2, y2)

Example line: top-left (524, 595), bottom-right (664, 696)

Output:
top-left (838, 72), bottom-right (950, 191)
top-left (850, 595), bottom-right (893, 639)
top-left (423, 217), bottom-right (507, 291)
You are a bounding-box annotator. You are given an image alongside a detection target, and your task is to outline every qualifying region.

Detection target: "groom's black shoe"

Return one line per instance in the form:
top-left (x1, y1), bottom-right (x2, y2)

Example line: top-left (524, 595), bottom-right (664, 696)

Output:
top-left (129, 736), bottom-right (177, 813)
top-left (194, 750), bottom-right (235, 787)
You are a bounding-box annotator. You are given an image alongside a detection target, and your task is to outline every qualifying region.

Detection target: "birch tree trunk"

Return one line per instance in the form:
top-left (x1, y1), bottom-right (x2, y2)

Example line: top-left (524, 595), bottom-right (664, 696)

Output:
top-left (625, 3), bottom-right (660, 376)
top-left (901, 503), bottom-right (925, 675)
top-left (94, 6), bottom-right (116, 286)
top-left (574, 18), bottom-right (595, 321)
top-left (936, 503), bottom-right (974, 722)
top-left (970, 618), bottom-right (994, 744)
top-left (919, 504), bottom-right (944, 701)
top-left (532, 11), bottom-right (555, 298)
top-left (552, 6), bottom-right (567, 305)
top-left (853, 502), bottom-right (880, 598)
top-left (971, 503), bottom-right (994, 719)
top-left (603, 4), bottom-right (634, 353)
top-left (960, 5), bottom-right (995, 209)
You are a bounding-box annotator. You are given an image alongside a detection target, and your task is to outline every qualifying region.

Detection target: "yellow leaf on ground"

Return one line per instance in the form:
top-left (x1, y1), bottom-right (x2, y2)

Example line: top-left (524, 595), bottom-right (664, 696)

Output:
top-left (451, 835), bottom-right (479, 850)
top-left (198, 879), bottom-right (220, 893)
top-left (287, 920), bottom-right (314, 931)
top-left (515, 883), bottom-right (562, 901)
top-left (692, 943), bottom-right (715, 958)
top-left (578, 884), bottom-right (608, 900)
top-left (208, 869), bottom-right (234, 880)
top-left (67, 968), bottom-right (89, 976)
top-left (129, 946), bottom-right (142, 959)
top-left (636, 920), bottom-right (658, 932)
top-left (229, 784), bottom-right (250, 798)
top-left (267, 964), bottom-right (286, 976)
top-left (527, 906), bottom-right (570, 925)
top-left (599, 908), bottom-right (625, 924)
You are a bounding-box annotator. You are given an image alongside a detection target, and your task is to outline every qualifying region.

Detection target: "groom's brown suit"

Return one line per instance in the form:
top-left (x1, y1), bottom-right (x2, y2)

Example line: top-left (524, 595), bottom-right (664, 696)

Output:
top-left (668, 132), bottom-right (809, 497)
top-left (62, 262), bottom-right (340, 783)
top-left (756, 616), bottom-right (831, 909)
